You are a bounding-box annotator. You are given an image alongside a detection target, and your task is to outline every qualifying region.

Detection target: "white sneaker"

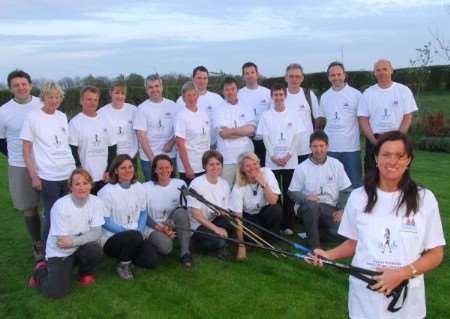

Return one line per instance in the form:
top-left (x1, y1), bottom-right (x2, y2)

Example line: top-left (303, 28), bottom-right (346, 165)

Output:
top-left (281, 228), bottom-right (294, 236)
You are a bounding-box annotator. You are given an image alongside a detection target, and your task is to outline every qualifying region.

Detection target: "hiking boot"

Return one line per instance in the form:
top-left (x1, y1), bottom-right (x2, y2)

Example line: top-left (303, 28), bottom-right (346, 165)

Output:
top-left (28, 261), bottom-right (47, 288)
top-left (116, 262), bottom-right (134, 280)
top-left (32, 241), bottom-right (43, 261)
top-left (281, 228), bottom-right (294, 236)
top-left (180, 253), bottom-right (193, 268)
top-left (79, 274), bottom-right (96, 285)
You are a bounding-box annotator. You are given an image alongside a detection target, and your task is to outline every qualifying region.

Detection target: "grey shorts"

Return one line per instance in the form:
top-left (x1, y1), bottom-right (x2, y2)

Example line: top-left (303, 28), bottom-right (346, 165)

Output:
top-left (8, 166), bottom-right (40, 210)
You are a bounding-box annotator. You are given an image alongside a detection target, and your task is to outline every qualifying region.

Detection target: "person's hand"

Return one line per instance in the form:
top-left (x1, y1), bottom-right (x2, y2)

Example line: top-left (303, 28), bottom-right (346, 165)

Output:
top-left (305, 248), bottom-right (332, 267)
top-left (162, 141), bottom-right (174, 153)
top-left (31, 174), bottom-right (42, 191)
top-left (252, 170), bottom-right (266, 186)
top-left (333, 210), bottom-right (343, 222)
top-left (372, 268), bottom-right (410, 296)
top-left (305, 194), bottom-right (320, 201)
top-left (185, 167), bottom-right (195, 180)
top-left (270, 156), bottom-right (283, 167)
top-left (103, 172), bottom-right (110, 183)
top-left (57, 236), bottom-right (74, 249)
top-left (214, 226), bottom-right (228, 239)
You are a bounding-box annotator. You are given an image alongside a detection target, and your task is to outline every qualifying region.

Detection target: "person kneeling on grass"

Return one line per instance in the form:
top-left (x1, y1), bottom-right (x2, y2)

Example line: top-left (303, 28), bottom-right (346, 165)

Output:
top-left (29, 168), bottom-right (104, 299)
top-left (229, 152), bottom-right (283, 258)
top-left (188, 150), bottom-right (246, 260)
top-left (143, 154), bottom-right (193, 268)
top-left (98, 154), bottom-right (160, 280)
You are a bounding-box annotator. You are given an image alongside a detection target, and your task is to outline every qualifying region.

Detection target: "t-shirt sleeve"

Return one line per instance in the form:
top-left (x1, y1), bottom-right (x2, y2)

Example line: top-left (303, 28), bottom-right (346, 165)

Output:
top-left (288, 166), bottom-right (303, 192)
top-left (337, 191), bottom-right (358, 240)
top-left (357, 92), bottom-right (370, 117)
top-left (186, 180), bottom-right (203, 210)
top-left (256, 113), bottom-right (268, 136)
top-left (265, 168), bottom-right (281, 194)
top-left (229, 186), bottom-right (244, 214)
top-left (49, 200), bottom-right (72, 236)
top-left (92, 197), bottom-right (106, 227)
top-left (402, 86), bottom-right (418, 114)
top-left (132, 106), bottom-right (147, 131)
top-left (68, 119), bottom-right (79, 146)
top-left (174, 114), bottom-right (187, 139)
top-left (0, 108), bottom-right (6, 138)
top-left (97, 187), bottom-right (112, 218)
top-left (245, 107), bottom-right (257, 127)
top-left (19, 114), bottom-right (34, 142)
top-left (337, 162), bottom-right (352, 190)
top-left (423, 190), bottom-right (446, 250)
top-left (310, 90), bottom-right (320, 119)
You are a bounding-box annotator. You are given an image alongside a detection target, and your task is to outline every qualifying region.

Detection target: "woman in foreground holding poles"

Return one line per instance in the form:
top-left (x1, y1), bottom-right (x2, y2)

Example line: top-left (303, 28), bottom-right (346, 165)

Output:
top-left (188, 150), bottom-right (246, 260)
top-left (310, 131), bottom-right (445, 318)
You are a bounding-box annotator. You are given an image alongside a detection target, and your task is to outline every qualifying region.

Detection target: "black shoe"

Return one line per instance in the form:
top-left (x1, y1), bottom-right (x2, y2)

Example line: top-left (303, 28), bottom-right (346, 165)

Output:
top-left (216, 246), bottom-right (230, 260)
top-left (180, 253), bottom-right (193, 268)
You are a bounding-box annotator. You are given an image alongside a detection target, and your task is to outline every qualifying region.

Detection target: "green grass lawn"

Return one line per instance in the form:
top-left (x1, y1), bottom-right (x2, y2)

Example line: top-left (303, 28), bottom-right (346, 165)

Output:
top-left (0, 151), bottom-right (449, 319)
top-left (415, 90), bottom-right (450, 117)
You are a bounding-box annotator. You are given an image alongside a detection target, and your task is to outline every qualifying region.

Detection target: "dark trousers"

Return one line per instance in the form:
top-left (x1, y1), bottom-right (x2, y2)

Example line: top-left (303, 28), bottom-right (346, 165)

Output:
top-left (33, 242), bottom-right (102, 299)
top-left (243, 204), bottom-right (282, 241)
top-left (191, 216), bottom-right (234, 252)
top-left (363, 135), bottom-right (379, 174)
top-left (252, 139), bottom-right (266, 167)
top-left (301, 201), bottom-right (342, 249)
top-left (41, 179), bottom-right (70, 255)
top-left (179, 172), bottom-right (204, 186)
top-left (273, 169), bottom-right (295, 230)
top-left (91, 181), bottom-right (106, 195)
top-left (103, 230), bottom-right (159, 269)
top-left (297, 154), bottom-right (309, 165)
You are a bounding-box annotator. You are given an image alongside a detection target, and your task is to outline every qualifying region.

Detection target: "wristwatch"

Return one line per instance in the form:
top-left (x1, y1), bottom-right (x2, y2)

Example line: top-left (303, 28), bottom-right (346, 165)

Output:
top-left (260, 183), bottom-right (267, 189)
top-left (409, 264), bottom-right (418, 278)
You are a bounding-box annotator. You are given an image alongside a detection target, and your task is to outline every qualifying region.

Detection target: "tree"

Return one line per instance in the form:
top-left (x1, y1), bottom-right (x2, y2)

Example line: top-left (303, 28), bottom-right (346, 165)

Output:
top-left (126, 73), bottom-right (144, 87)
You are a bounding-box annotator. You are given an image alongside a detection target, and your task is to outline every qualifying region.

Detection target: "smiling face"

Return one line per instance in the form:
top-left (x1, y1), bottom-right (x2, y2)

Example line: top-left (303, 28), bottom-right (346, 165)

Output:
top-left (70, 173), bottom-right (92, 199)
top-left (285, 68), bottom-right (304, 89)
top-left (376, 140), bottom-right (411, 186)
top-left (183, 88), bottom-right (199, 108)
top-left (374, 60), bottom-right (393, 87)
top-left (115, 159), bottom-right (135, 184)
top-left (10, 77), bottom-right (32, 102)
top-left (155, 158), bottom-right (173, 184)
top-left (241, 158), bottom-right (260, 180)
top-left (146, 79), bottom-right (163, 102)
top-left (243, 66), bottom-right (258, 87)
top-left (310, 139), bottom-right (328, 162)
top-left (328, 65), bottom-right (346, 90)
top-left (193, 70), bottom-right (208, 93)
top-left (223, 82), bottom-right (238, 104)
top-left (42, 90), bottom-right (62, 113)
top-left (205, 157), bottom-right (223, 179)
top-left (271, 89), bottom-right (286, 109)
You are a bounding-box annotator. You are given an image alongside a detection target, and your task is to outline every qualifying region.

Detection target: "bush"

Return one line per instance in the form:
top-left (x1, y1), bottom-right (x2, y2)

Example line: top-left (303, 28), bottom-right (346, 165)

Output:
top-left (421, 112), bottom-right (450, 137)
top-left (416, 137), bottom-right (450, 153)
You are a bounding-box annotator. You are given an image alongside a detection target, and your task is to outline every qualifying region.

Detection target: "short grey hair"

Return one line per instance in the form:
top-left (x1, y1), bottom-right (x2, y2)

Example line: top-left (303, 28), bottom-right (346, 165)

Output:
top-left (373, 59), bottom-right (393, 71)
top-left (40, 81), bottom-right (64, 102)
top-left (181, 81), bottom-right (198, 97)
top-left (145, 73), bottom-right (162, 88)
top-left (285, 63), bottom-right (304, 74)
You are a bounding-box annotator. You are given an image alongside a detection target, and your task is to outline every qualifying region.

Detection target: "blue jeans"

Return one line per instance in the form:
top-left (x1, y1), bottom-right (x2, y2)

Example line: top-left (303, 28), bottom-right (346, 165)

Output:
top-left (140, 158), bottom-right (176, 182)
top-left (328, 151), bottom-right (362, 188)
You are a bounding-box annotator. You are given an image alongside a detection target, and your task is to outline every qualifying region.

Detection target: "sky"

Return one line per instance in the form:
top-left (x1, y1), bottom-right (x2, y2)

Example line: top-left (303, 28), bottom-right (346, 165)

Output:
top-left (1, 0), bottom-right (449, 83)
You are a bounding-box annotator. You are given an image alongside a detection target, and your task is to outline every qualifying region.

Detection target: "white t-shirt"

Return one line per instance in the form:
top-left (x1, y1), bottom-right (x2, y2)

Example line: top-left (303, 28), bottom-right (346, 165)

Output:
top-left (187, 174), bottom-right (230, 230)
top-left (98, 103), bottom-right (138, 157)
top-left (285, 89), bottom-right (319, 155)
top-left (143, 178), bottom-right (186, 235)
top-left (339, 187), bottom-right (446, 319)
top-left (68, 113), bottom-right (117, 182)
top-left (229, 167), bottom-right (280, 215)
top-left (97, 183), bottom-right (147, 245)
top-left (357, 82), bottom-right (418, 134)
top-left (175, 107), bottom-right (211, 173)
top-left (0, 97), bottom-right (42, 167)
top-left (288, 157), bottom-right (351, 207)
top-left (215, 101), bottom-right (256, 165)
top-left (177, 90), bottom-right (223, 146)
top-left (319, 84), bottom-right (362, 152)
top-left (238, 86), bottom-right (271, 128)
top-left (133, 98), bottom-right (181, 160)
top-left (46, 194), bottom-right (105, 258)
top-left (20, 109), bottom-right (75, 181)
top-left (257, 108), bottom-right (306, 170)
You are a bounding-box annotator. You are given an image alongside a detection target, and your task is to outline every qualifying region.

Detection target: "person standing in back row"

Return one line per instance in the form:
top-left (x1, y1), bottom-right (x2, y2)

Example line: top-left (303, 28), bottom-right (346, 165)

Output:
top-left (358, 59), bottom-right (418, 173)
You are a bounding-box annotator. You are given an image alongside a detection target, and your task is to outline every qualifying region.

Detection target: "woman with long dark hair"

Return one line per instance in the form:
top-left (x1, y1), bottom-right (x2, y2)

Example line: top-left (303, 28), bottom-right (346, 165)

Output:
top-left (310, 131), bottom-right (445, 319)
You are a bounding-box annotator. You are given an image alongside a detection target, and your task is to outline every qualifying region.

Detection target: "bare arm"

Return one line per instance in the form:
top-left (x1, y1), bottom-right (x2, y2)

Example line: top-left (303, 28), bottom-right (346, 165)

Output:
top-left (175, 136), bottom-right (194, 177)
top-left (191, 208), bottom-right (227, 238)
top-left (162, 137), bottom-right (176, 153)
top-left (315, 117), bottom-right (326, 130)
top-left (358, 116), bottom-right (377, 144)
top-left (136, 130), bottom-right (154, 161)
top-left (23, 140), bottom-right (41, 191)
top-left (219, 124), bottom-right (255, 139)
top-left (398, 113), bottom-right (414, 134)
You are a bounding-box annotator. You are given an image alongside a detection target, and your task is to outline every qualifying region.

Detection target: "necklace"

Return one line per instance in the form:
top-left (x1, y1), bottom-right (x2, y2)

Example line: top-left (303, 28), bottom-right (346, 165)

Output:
top-left (250, 183), bottom-right (259, 196)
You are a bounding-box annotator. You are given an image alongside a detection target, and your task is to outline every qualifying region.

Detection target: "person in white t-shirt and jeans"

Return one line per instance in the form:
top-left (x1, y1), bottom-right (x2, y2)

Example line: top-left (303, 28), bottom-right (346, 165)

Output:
top-left (318, 62), bottom-right (362, 188)
top-left (134, 74), bottom-right (180, 182)
top-left (215, 77), bottom-right (256, 185)
top-left (358, 59), bottom-right (418, 173)
top-left (0, 70), bottom-right (43, 260)
top-left (310, 131), bottom-right (445, 319)
top-left (176, 66), bottom-right (223, 146)
top-left (288, 131), bottom-right (352, 248)
top-left (238, 62), bottom-right (271, 166)
top-left (21, 81), bottom-right (76, 257)
top-left (175, 81), bottom-right (210, 184)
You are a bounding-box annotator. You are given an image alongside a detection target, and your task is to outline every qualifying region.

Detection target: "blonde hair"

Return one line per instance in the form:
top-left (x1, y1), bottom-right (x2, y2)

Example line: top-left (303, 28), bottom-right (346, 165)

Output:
top-left (68, 168), bottom-right (93, 190)
top-left (40, 81), bottom-right (64, 102)
top-left (236, 152), bottom-right (261, 187)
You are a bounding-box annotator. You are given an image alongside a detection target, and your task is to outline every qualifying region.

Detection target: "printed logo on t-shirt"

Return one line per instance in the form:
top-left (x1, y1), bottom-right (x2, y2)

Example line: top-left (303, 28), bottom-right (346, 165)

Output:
top-left (118, 126), bottom-right (125, 135)
top-left (400, 216), bottom-right (418, 233)
top-left (88, 217), bottom-right (93, 226)
top-left (207, 105), bottom-right (212, 111)
top-left (261, 99), bottom-right (267, 103)
top-left (164, 112), bottom-right (173, 118)
top-left (382, 109), bottom-right (390, 120)
top-left (343, 103), bottom-right (349, 107)
top-left (393, 100), bottom-right (399, 106)
top-left (377, 228), bottom-right (398, 254)
top-left (288, 122), bottom-right (293, 127)
top-left (61, 127), bottom-right (67, 134)
top-left (93, 134), bottom-right (101, 146)
top-left (53, 135), bottom-right (63, 148)
top-left (240, 113), bottom-right (246, 118)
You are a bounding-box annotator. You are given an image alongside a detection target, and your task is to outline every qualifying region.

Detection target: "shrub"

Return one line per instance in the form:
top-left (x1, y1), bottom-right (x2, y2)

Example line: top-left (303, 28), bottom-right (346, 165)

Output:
top-left (416, 137), bottom-right (450, 153)
top-left (421, 112), bottom-right (450, 137)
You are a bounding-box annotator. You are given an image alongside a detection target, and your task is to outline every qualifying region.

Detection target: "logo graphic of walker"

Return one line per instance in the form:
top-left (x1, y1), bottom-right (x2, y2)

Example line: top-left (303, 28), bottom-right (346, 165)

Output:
top-left (382, 108), bottom-right (390, 120)
top-left (378, 228), bottom-right (398, 254)
top-left (54, 135), bottom-right (62, 148)
top-left (118, 126), bottom-right (125, 135)
top-left (93, 134), bottom-right (101, 146)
